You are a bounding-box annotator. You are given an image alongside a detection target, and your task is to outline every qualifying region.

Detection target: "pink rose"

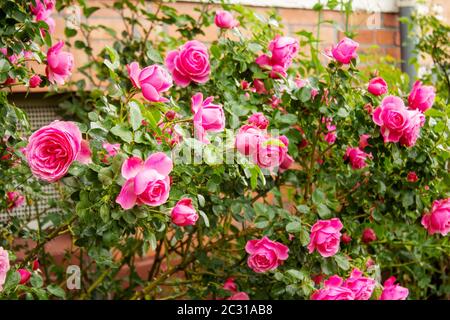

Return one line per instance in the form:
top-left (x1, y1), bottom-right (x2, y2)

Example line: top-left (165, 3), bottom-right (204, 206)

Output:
top-left (0, 48), bottom-right (19, 64)
top-left (165, 40), bottom-right (210, 87)
top-left (256, 35), bottom-right (299, 78)
top-left (372, 96), bottom-right (410, 143)
top-left (248, 112), bottom-right (269, 130)
top-left (253, 79), bottom-right (267, 94)
top-left (332, 37), bottom-right (359, 64)
top-left (235, 125), bottom-right (265, 156)
top-left (308, 218), bottom-right (343, 257)
top-left (116, 153), bottom-right (173, 209)
top-left (341, 233), bottom-right (352, 244)
top-left (32, 259), bottom-right (40, 271)
top-left (361, 228), bottom-right (377, 243)
top-left (245, 236), bottom-right (289, 273)
top-left (30, 0), bottom-right (55, 14)
top-left (252, 138), bottom-right (288, 170)
top-left (421, 198), bottom-right (450, 236)
top-left (407, 171), bottom-right (418, 182)
top-left (103, 142), bottom-right (120, 158)
top-left (46, 41), bottom-right (74, 85)
top-left (279, 154), bottom-right (294, 172)
top-left (344, 147), bottom-right (371, 169)
top-left (171, 198), bottom-right (198, 227)
top-left (368, 77), bottom-right (388, 96)
top-left (35, 6), bottom-right (55, 35)
top-left (29, 75), bottom-right (42, 88)
top-left (228, 292), bottom-right (250, 300)
top-left (214, 10), bottom-right (239, 29)
top-left (26, 121), bottom-right (81, 182)
top-left (311, 275), bottom-right (355, 300)
top-left (18, 269), bottom-right (31, 285)
top-left (324, 132), bottom-right (336, 144)
top-left (399, 109), bottom-right (425, 147)
top-left (6, 191), bottom-right (25, 211)
top-left (191, 93), bottom-right (225, 144)
top-left (0, 247), bottom-right (10, 292)
top-left (77, 139), bottom-right (92, 165)
top-left (408, 80), bottom-right (435, 112)
top-left (127, 62), bottom-right (172, 102)
top-left (343, 268), bottom-right (376, 300)
top-left (379, 276), bottom-right (409, 300)
top-left (223, 277), bottom-right (238, 292)
top-left (359, 134), bottom-right (371, 150)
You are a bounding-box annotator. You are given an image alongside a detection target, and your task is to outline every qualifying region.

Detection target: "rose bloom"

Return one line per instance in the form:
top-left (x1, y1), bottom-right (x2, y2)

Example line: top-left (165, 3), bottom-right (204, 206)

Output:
top-left (379, 276), bottom-right (409, 300)
top-left (165, 40), bottom-right (210, 87)
top-left (18, 269), bottom-right (31, 285)
top-left (256, 35), bottom-right (299, 78)
top-left (26, 121), bottom-right (82, 182)
top-left (0, 247), bottom-right (10, 292)
top-left (223, 277), bottom-right (238, 292)
top-left (245, 236), bottom-right (289, 273)
top-left (252, 137), bottom-right (288, 170)
top-left (343, 268), bottom-right (376, 300)
top-left (362, 228), bottom-right (377, 243)
top-left (308, 218), bottom-right (343, 257)
top-left (235, 125), bottom-right (266, 156)
top-left (248, 112), bottom-right (269, 130)
top-left (214, 10), bottom-right (239, 29)
top-left (399, 108), bottom-right (425, 147)
top-left (77, 140), bottom-right (92, 165)
top-left (332, 37), bottom-right (359, 64)
top-left (191, 92), bottom-right (225, 144)
top-left (127, 62), bottom-right (172, 102)
top-left (171, 198), bottom-right (198, 227)
top-left (116, 152), bottom-right (173, 210)
top-left (103, 142), bottom-right (120, 158)
top-left (408, 80), bottom-right (435, 113)
top-left (341, 233), bottom-right (352, 244)
top-left (407, 171), bottom-right (418, 182)
top-left (311, 275), bottom-right (355, 300)
top-left (368, 77), bottom-right (388, 96)
top-left (227, 292), bottom-right (250, 300)
top-left (253, 79), bottom-right (267, 94)
top-left (344, 147), bottom-right (371, 169)
top-left (359, 134), bottom-right (371, 150)
top-left (421, 198), bottom-right (450, 236)
top-left (29, 75), bottom-right (42, 88)
top-left (46, 41), bottom-right (74, 85)
top-left (6, 191), bottom-right (25, 211)
top-left (372, 95), bottom-right (410, 143)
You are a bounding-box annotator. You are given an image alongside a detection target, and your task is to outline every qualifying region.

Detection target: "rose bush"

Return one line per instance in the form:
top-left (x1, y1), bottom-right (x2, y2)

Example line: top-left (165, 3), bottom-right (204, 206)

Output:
top-left (0, 0), bottom-right (449, 300)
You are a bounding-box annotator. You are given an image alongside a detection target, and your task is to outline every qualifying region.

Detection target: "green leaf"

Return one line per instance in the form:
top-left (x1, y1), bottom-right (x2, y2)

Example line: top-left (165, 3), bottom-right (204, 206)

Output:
top-left (299, 228), bottom-right (310, 246)
top-left (317, 203), bottom-right (332, 219)
top-left (296, 205), bottom-right (310, 214)
top-left (146, 46), bottom-right (163, 63)
top-left (111, 125), bottom-right (133, 143)
top-left (334, 254), bottom-right (350, 270)
top-left (197, 194), bottom-right (205, 207)
top-left (402, 192), bottom-right (414, 208)
top-left (30, 274), bottom-right (43, 288)
top-left (199, 210), bottom-right (210, 227)
top-left (286, 269), bottom-right (305, 280)
top-left (312, 189), bottom-right (326, 205)
top-left (0, 59), bottom-right (11, 73)
top-left (129, 101), bottom-right (143, 131)
top-left (47, 284), bottom-right (66, 299)
top-left (286, 221), bottom-right (301, 233)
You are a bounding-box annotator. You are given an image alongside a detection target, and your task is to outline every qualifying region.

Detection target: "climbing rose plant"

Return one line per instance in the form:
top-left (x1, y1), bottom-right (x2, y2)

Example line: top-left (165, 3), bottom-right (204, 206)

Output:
top-left (0, 0), bottom-right (449, 300)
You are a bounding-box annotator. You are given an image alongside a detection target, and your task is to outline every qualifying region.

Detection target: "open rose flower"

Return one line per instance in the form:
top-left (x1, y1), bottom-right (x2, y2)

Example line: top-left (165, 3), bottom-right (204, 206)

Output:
top-left (421, 198), bottom-right (450, 236)
top-left (46, 41), bottom-right (74, 85)
top-left (77, 140), bottom-right (92, 165)
top-left (359, 134), bottom-right (371, 150)
top-left (343, 268), bottom-right (376, 300)
top-left (308, 218), bottom-right (343, 257)
top-left (235, 125), bottom-right (266, 156)
top-left (245, 236), bottom-right (289, 273)
top-left (0, 247), bottom-right (10, 292)
top-left (399, 109), bottom-right (425, 147)
top-left (311, 275), bottom-right (355, 300)
top-left (379, 276), bottom-right (409, 300)
top-left (344, 147), bottom-right (371, 169)
top-left (116, 152), bottom-right (173, 210)
top-left (368, 77), bottom-right (388, 96)
top-left (248, 112), bottom-right (269, 130)
top-left (191, 92), bottom-right (225, 144)
top-left (256, 35), bottom-right (299, 78)
top-left (6, 191), bottom-right (25, 211)
top-left (127, 62), bottom-right (173, 102)
top-left (171, 198), bottom-right (198, 227)
top-left (214, 10), bottom-right (239, 29)
top-left (165, 40), bottom-right (210, 87)
top-left (252, 137), bottom-right (288, 170)
top-left (408, 80), bottom-right (435, 113)
top-left (372, 95), bottom-right (410, 143)
top-left (332, 37), bottom-right (359, 64)
top-left (29, 75), bottom-right (42, 88)
top-left (103, 142), bottom-right (120, 158)
top-left (407, 171), bottom-right (418, 182)
top-left (26, 121), bottom-right (82, 182)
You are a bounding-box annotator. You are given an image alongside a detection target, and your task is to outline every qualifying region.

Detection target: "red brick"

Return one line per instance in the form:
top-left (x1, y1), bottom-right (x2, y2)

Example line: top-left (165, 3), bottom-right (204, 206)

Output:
top-left (383, 13), bottom-right (398, 28)
top-left (375, 30), bottom-right (396, 45)
top-left (385, 47), bottom-right (401, 61)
